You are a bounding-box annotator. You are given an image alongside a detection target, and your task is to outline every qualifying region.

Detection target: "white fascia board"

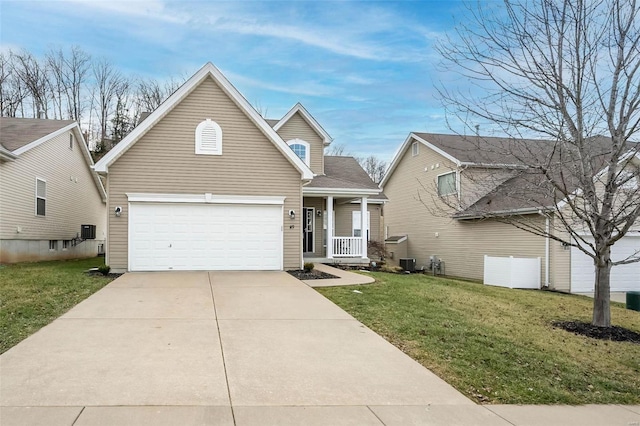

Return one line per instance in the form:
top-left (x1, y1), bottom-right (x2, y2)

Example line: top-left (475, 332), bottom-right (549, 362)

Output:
top-left (349, 198), bottom-right (387, 204)
top-left (380, 133), bottom-right (462, 188)
top-left (0, 146), bottom-right (17, 160)
top-left (94, 63), bottom-right (314, 180)
top-left (126, 193), bottom-right (286, 205)
top-left (455, 206), bottom-right (550, 220)
top-left (72, 125), bottom-right (107, 203)
top-left (303, 187), bottom-right (381, 196)
top-left (273, 102), bottom-right (333, 145)
top-left (385, 236), bottom-right (407, 244)
top-left (12, 122), bottom-right (77, 156)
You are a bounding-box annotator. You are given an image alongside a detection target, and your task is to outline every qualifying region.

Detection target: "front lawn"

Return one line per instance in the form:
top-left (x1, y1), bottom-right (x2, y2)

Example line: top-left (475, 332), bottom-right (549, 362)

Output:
top-left (0, 257), bottom-right (114, 354)
top-left (317, 272), bottom-right (640, 405)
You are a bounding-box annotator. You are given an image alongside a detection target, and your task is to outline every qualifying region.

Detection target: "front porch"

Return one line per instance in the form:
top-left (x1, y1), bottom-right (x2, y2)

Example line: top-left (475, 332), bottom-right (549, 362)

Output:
top-left (302, 193), bottom-right (380, 263)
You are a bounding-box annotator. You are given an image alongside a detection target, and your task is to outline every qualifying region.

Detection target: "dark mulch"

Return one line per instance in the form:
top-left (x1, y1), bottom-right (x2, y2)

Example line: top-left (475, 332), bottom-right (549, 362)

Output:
top-left (287, 269), bottom-right (339, 280)
top-left (86, 271), bottom-right (123, 279)
top-left (552, 320), bottom-right (640, 344)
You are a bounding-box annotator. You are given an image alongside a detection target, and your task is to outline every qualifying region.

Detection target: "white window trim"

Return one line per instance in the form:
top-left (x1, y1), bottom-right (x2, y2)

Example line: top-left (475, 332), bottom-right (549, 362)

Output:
top-left (352, 211), bottom-right (371, 239)
top-left (62, 240), bottom-right (70, 250)
top-left (412, 141), bottom-right (419, 156)
top-left (49, 240), bottom-right (58, 251)
top-left (35, 177), bottom-right (46, 217)
top-left (437, 171), bottom-right (458, 197)
top-left (286, 138), bottom-right (310, 166)
top-left (195, 119), bottom-right (222, 155)
top-left (69, 133), bottom-right (74, 150)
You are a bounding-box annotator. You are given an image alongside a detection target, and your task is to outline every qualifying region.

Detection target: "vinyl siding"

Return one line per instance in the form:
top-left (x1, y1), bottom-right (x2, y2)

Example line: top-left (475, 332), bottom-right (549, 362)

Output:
top-left (107, 76), bottom-right (302, 271)
top-left (383, 139), bottom-right (547, 281)
top-left (550, 223), bottom-right (571, 292)
top-left (0, 129), bottom-right (106, 244)
top-left (335, 203), bottom-right (382, 243)
top-left (276, 112), bottom-right (324, 174)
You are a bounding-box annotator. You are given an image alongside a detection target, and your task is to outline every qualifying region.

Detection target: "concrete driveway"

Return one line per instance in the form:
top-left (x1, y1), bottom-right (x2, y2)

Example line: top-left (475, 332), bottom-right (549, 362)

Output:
top-left (3, 271), bottom-right (638, 426)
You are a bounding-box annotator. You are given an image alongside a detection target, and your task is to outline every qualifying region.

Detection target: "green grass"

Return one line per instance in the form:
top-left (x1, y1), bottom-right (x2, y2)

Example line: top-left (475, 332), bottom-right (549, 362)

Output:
top-left (0, 257), bottom-right (114, 354)
top-left (317, 272), bottom-right (640, 405)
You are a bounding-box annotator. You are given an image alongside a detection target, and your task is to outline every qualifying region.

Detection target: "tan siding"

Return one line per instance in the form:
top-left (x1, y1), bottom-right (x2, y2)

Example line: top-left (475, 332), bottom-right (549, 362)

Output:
top-left (276, 112), bottom-right (324, 174)
top-left (0, 130), bottom-right (106, 243)
top-left (550, 223), bottom-right (571, 291)
top-left (334, 203), bottom-right (382, 243)
top-left (107, 76), bottom-right (302, 271)
top-left (383, 139), bottom-right (547, 281)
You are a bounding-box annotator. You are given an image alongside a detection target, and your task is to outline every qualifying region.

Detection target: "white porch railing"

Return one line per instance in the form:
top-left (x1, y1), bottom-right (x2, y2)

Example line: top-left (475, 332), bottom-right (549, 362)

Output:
top-left (332, 237), bottom-right (363, 257)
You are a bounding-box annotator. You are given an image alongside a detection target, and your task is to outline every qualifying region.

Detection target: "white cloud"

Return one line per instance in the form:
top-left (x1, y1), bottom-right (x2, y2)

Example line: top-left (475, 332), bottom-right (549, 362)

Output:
top-left (223, 69), bottom-right (336, 98)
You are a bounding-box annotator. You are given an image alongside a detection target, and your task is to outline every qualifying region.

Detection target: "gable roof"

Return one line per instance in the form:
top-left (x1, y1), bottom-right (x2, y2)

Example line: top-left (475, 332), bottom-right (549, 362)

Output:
top-left (93, 63), bottom-right (314, 180)
top-left (305, 156), bottom-right (385, 197)
top-left (0, 118), bottom-right (76, 153)
top-left (0, 117), bottom-right (106, 202)
top-left (272, 103), bottom-right (333, 146)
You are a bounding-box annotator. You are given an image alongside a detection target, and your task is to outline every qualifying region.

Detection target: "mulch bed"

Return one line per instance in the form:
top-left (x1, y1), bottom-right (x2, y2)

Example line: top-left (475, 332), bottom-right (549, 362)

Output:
top-left (552, 320), bottom-right (640, 344)
top-left (86, 271), bottom-right (123, 279)
top-left (287, 269), bottom-right (339, 280)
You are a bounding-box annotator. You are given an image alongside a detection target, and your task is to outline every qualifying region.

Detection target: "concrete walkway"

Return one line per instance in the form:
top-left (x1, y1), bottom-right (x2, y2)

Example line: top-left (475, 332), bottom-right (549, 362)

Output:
top-left (1, 271), bottom-right (638, 426)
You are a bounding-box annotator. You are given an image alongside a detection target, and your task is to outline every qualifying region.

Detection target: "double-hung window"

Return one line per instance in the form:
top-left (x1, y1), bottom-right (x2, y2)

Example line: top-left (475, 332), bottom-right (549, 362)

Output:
top-left (36, 178), bottom-right (46, 216)
top-left (437, 172), bottom-right (457, 196)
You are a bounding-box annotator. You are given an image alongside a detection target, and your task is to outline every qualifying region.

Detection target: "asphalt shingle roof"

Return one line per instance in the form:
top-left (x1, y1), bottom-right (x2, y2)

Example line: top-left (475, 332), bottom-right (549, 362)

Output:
top-left (307, 156), bottom-right (386, 198)
top-left (0, 118), bottom-right (75, 152)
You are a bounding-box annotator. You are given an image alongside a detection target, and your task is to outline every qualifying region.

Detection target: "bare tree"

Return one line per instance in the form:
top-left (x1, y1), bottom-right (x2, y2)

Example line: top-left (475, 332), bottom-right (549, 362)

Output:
top-left (0, 52), bottom-right (26, 117)
top-left (136, 76), bottom-right (182, 113)
top-left (325, 143), bottom-right (351, 156)
top-left (11, 50), bottom-right (50, 118)
top-left (93, 59), bottom-right (125, 143)
top-left (436, 0), bottom-right (640, 327)
top-left (359, 155), bottom-right (387, 184)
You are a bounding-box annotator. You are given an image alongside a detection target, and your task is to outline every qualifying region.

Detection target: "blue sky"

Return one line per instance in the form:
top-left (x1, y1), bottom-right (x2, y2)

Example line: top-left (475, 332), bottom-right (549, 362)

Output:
top-left (0, 0), bottom-right (468, 162)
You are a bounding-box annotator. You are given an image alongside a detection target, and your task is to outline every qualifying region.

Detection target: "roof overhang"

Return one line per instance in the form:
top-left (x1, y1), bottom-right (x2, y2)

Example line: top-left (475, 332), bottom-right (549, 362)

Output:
top-left (303, 187), bottom-right (381, 197)
top-left (0, 146), bottom-right (17, 161)
top-left (273, 102), bottom-right (333, 146)
top-left (93, 63), bottom-right (314, 180)
top-left (454, 206), bottom-right (552, 220)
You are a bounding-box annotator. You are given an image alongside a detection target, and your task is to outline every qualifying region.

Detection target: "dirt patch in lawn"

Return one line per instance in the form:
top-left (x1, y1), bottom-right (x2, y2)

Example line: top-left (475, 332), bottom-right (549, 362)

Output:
top-left (287, 269), bottom-right (339, 280)
top-left (552, 320), bottom-right (640, 344)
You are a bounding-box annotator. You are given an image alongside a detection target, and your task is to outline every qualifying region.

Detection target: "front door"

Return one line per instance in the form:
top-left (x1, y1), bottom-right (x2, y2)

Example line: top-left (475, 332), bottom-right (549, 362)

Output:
top-left (303, 207), bottom-right (314, 253)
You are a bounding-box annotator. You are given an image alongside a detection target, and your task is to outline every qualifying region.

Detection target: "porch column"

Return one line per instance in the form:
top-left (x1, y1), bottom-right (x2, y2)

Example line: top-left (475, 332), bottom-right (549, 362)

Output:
top-left (361, 196), bottom-right (368, 259)
top-left (327, 196), bottom-right (334, 258)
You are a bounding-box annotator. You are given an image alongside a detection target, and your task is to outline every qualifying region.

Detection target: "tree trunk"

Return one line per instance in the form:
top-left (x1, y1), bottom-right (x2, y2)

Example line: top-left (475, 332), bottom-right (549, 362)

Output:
top-left (592, 247), bottom-right (611, 327)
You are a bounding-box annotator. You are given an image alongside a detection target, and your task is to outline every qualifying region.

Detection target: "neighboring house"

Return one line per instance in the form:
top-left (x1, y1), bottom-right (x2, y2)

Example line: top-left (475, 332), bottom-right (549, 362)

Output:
top-left (0, 118), bottom-right (107, 263)
top-left (93, 63), bottom-right (384, 273)
top-left (381, 132), bottom-right (640, 293)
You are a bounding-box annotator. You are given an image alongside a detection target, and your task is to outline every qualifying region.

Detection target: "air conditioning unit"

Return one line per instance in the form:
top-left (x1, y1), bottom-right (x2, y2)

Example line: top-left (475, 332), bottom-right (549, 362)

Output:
top-left (399, 258), bottom-right (416, 272)
top-left (81, 224), bottom-right (96, 240)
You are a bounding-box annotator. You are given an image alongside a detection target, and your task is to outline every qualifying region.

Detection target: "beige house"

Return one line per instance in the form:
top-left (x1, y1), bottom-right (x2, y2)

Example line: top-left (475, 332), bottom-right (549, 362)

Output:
top-left (93, 63), bottom-right (383, 273)
top-left (381, 132), bottom-right (640, 293)
top-left (0, 118), bottom-right (107, 263)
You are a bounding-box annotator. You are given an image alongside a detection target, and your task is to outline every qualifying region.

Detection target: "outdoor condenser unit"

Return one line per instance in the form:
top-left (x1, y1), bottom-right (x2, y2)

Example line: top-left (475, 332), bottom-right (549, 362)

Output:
top-left (399, 258), bottom-right (416, 272)
top-left (81, 224), bottom-right (96, 240)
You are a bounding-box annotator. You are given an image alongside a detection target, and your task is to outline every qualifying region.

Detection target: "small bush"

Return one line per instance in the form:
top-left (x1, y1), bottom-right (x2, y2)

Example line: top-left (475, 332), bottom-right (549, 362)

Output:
top-left (368, 240), bottom-right (389, 260)
top-left (97, 265), bottom-right (111, 276)
top-left (303, 262), bottom-right (314, 273)
top-left (380, 265), bottom-right (403, 273)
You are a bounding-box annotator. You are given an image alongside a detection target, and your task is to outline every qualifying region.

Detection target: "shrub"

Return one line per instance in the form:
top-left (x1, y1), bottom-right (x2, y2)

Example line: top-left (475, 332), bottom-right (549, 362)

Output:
top-left (303, 262), bottom-right (314, 273)
top-left (380, 265), bottom-right (403, 273)
top-left (368, 240), bottom-right (388, 260)
top-left (97, 265), bottom-right (111, 276)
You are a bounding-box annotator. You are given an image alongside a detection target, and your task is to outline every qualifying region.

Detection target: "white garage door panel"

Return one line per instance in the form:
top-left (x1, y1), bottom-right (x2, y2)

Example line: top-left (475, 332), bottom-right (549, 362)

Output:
top-left (571, 236), bottom-right (640, 292)
top-left (129, 203), bottom-right (283, 271)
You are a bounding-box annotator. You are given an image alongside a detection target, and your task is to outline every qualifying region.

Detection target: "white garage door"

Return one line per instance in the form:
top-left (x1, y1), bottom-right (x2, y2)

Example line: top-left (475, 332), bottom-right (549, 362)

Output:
top-left (571, 236), bottom-right (640, 292)
top-left (129, 203), bottom-right (283, 271)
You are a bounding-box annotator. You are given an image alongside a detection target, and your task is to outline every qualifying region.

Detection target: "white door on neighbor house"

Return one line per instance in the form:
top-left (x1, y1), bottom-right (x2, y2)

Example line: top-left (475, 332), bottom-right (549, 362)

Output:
top-left (570, 235), bottom-right (640, 292)
top-left (352, 211), bottom-right (371, 240)
top-left (129, 203), bottom-right (283, 271)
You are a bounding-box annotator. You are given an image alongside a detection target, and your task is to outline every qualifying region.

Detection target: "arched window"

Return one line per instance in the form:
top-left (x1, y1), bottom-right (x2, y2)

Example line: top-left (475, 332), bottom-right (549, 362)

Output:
top-left (287, 139), bottom-right (310, 165)
top-left (195, 119), bottom-right (222, 155)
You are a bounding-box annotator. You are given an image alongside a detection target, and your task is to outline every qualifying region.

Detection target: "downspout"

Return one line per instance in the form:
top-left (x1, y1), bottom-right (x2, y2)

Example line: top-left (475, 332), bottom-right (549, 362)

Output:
top-left (538, 211), bottom-right (550, 288)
